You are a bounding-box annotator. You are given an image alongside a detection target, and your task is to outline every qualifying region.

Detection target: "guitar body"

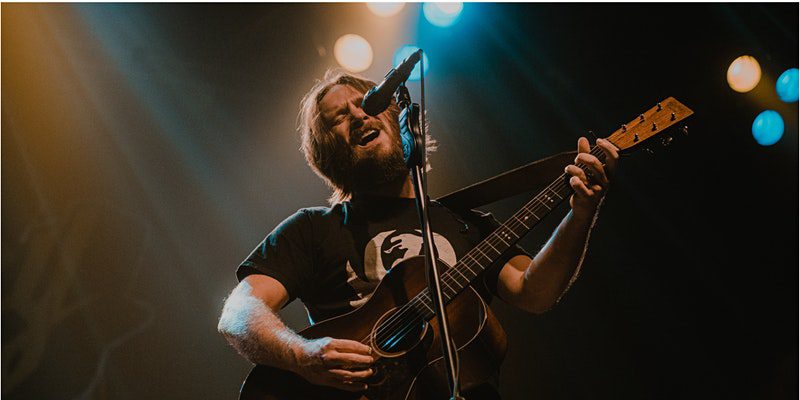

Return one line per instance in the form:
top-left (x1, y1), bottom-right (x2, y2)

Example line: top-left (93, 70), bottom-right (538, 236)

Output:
top-left (239, 256), bottom-right (508, 400)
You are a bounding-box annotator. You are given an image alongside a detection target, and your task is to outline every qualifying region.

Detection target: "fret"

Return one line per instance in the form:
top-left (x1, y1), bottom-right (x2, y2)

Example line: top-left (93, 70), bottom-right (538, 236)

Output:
top-left (460, 260), bottom-right (477, 275)
top-left (405, 146), bottom-right (612, 324)
top-left (461, 265), bottom-right (477, 279)
top-left (535, 196), bottom-right (553, 210)
top-left (441, 280), bottom-right (455, 295)
top-left (450, 266), bottom-right (469, 282)
top-left (493, 233), bottom-right (510, 246)
top-left (463, 254), bottom-right (481, 269)
top-left (513, 214), bottom-right (531, 228)
top-left (449, 269), bottom-right (469, 285)
top-left (416, 296), bottom-right (434, 313)
top-left (473, 247), bottom-right (492, 262)
top-left (498, 227), bottom-right (518, 240)
top-left (446, 268), bottom-right (471, 293)
top-left (546, 186), bottom-right (564, 200)
top-left (552, 183), bottom-right (570, 197)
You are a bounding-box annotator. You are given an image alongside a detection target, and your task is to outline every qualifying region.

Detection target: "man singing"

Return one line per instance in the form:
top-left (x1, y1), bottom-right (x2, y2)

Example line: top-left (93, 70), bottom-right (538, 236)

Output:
top-left (218, 70), bottom-right (618, 398)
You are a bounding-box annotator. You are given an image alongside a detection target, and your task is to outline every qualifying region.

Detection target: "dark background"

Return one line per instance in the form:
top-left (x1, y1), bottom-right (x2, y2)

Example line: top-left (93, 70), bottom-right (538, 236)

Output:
top-left (2, 3), bottom-right (797, 399)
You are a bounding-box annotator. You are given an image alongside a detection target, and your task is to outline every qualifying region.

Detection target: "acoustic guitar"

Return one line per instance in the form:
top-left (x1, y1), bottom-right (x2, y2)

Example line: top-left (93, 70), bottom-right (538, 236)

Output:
top-left (239, 98), bottom-right (694, 400)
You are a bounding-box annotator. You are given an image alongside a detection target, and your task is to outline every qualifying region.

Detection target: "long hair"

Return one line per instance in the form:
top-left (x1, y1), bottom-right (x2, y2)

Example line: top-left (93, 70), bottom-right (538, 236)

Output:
top-left (298, 69), bottom-right (435, 205)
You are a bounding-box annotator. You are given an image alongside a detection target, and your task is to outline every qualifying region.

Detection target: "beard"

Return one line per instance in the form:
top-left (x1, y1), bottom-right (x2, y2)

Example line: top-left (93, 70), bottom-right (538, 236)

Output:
top-left (325, 128), bottom-right (408, 196)
top-left (352, 143), bottom-right (407, 191)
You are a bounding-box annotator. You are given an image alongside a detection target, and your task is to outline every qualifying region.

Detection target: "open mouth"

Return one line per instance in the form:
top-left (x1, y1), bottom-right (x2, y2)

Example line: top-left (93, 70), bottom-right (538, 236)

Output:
top-left (358, 129), bottom-right (380, 147)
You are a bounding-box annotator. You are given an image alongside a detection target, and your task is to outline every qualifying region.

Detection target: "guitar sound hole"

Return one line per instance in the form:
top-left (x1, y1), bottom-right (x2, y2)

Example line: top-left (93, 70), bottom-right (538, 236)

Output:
top-left (373, 311), bottom-right (427, 355)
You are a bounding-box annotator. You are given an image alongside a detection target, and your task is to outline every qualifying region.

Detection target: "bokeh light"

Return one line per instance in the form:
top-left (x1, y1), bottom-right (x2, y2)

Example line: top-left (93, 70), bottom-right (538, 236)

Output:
top-left (334, 34), bottom-right (373, 73)
top-left (775, 68), bottom-right (799, 102)
top-left (423, 2), bottom-right (463, 27)
top-left (727, 55), bottom-right (762, 93)
top-left (366, 3), bottom-right (405, 17)
top-left (751, 110), bottom-right (784, 146)
top-left (393, 45), bottom-right (429, 81)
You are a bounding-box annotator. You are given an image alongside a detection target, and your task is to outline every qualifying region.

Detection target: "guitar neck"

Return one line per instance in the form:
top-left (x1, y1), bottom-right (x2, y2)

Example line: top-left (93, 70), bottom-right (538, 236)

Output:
top-left (410, 145), bottom-right (606, 318)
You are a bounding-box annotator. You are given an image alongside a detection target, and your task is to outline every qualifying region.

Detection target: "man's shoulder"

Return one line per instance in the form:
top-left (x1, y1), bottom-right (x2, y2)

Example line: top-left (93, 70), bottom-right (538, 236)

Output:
top-left (269, 204), bottom-right (348, 240)
top-left (296, 205), bottom-right (332, 217)
top-left (297, 203), bottom-right (344, 217)
top-left (294, 202), bottom-right (350, 225)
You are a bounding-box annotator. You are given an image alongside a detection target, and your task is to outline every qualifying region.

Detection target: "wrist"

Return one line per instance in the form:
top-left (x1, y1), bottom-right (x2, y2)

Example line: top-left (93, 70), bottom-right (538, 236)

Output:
top-left (278, 332), bottom-right (309, 374)
top-left (570, 206), bottom-right (597, 224)
top-left (289, 340), bottom-right (307, 372)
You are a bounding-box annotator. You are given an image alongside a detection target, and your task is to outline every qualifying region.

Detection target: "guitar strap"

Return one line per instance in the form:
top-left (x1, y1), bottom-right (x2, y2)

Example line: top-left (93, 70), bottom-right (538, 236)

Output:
top-left (434, 150), bottom-right (578, 211)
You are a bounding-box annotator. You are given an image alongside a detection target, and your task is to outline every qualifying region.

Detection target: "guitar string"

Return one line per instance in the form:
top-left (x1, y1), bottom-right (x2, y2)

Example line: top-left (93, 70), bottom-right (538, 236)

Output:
top-left (361, 176), bottom-right (571, 350)
top-left (364, 173), bottom-right (573, 348)
top-left (362, 146), bottom-right (607, 349)
top-left (363, 145), bottom-right (607, 349)
top-left (365, 145), bottom-right (607, 349)
top-left (362, 172), bottom-right (575, 349)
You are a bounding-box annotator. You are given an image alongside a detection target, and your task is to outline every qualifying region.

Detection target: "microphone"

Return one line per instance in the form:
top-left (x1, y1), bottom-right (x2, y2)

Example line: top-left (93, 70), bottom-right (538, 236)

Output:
top-left (361, 49), bottom-right (423, 116)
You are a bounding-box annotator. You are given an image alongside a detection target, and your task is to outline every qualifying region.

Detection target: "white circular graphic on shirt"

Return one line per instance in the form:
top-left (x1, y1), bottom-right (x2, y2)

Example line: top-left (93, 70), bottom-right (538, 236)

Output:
top-left (346, 229), bottom-right (457, 307)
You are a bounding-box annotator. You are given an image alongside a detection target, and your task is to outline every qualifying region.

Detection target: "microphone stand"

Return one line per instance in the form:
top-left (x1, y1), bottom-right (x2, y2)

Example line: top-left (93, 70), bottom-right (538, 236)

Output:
top-left (394, 57), bottom-right (463, 400)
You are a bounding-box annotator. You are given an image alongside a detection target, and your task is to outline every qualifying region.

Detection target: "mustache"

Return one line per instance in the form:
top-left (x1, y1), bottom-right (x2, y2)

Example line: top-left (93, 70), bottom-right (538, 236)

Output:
top-left (349, 121), bottom-right (385, 143)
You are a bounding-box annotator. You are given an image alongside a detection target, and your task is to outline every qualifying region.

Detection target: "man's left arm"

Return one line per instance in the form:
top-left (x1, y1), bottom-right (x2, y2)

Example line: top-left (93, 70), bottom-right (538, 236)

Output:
top-left (496, 137), bottom-right (619, 314)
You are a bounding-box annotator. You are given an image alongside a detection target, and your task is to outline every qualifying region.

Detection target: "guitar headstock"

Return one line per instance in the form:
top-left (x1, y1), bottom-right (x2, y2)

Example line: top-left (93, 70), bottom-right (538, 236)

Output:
top-left (605, 97), bottom-right (694, 154)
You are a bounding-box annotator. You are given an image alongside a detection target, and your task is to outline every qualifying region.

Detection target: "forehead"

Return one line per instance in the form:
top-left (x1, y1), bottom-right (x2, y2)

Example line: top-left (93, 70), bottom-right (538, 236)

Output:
top-left (319, 84), bottom-right (362, 113)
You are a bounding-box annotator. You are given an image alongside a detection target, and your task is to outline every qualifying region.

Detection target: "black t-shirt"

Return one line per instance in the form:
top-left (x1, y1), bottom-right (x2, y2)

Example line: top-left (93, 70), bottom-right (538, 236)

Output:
top-left (238, 195), bottom-right (529, 324)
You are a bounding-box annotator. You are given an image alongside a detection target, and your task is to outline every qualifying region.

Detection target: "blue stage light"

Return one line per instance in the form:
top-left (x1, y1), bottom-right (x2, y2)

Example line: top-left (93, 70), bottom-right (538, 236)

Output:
top-left (422, 3), bottom-right (463, 27)
top-left (776, 68), bottom-right (799, 103)
top-left (752, 110), bottom-right (784, 146)
top-left (393, 45), bottom-right (429, 81)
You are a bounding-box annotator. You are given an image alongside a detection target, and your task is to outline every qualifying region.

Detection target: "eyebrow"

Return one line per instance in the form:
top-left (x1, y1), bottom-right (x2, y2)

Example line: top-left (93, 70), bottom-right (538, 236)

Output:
top-left (321, 94), bottom-right (365, 122)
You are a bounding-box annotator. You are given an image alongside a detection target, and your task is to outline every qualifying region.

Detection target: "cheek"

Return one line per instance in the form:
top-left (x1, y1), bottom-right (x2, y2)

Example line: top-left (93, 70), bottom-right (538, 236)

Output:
top-left (331, 125), bottom-right (351, 145)
top-left (379, 116), bottom-right (399, 140)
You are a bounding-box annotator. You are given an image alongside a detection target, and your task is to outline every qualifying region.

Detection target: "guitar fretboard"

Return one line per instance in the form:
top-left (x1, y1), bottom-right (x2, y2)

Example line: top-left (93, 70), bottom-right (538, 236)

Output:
top-left (407, 145), bottom-right (606, 320)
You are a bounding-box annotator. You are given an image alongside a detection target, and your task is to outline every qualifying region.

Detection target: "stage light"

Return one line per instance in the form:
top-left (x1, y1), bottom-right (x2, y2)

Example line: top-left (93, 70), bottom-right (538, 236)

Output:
top-left (393, 45), bottom-right (429, 81)
top-left (727, 55), bottom-right (761, 93)
top-left (776, 68), bottom-right (798, 103)
top-left (334, 34), bottom-right (373, 73)
top-left (366, 3), bottom-right (405, 17)
top-left (752, 110), bottom-right (784, 146)
top-left (422, 2), bottom-right (463, 27)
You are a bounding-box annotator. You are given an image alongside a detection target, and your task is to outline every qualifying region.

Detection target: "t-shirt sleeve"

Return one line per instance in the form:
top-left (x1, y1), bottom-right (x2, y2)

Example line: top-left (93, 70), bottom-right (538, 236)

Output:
top-left (466, 209), bottom-right (531, 297)
top-left (237, 210), bottom-right (317, 304)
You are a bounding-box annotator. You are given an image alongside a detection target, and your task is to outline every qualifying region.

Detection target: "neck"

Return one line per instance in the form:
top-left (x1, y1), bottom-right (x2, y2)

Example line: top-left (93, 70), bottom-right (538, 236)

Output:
top-left (354, 174), bottom-right (415, 199)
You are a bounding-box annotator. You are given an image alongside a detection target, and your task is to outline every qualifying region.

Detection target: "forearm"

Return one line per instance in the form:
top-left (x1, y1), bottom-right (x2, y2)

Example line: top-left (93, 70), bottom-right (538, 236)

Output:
top-left (522, 202), bottom-right (602, 311)
top-left (217, 283), bottom-right (304, 371)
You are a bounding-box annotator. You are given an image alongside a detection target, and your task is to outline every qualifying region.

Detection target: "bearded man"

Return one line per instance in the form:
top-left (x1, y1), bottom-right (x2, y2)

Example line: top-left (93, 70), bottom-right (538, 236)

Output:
top-left (218, 70), bottom-right (619, 399)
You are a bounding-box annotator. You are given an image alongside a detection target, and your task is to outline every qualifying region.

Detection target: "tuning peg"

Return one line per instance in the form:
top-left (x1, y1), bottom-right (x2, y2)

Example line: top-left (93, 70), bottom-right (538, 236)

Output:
top-left (651, 122), bottom-right (657, 131)
top-left (639, 114), bottom-right (645, 122)
top-left (670, 112), bottom-right (676, 121)
top-left (633, 133), bottom-right (640, 142)
top-left (657, 103), bottom-right (662, 111)
top-left (621, 124), bottom-right (627, 132)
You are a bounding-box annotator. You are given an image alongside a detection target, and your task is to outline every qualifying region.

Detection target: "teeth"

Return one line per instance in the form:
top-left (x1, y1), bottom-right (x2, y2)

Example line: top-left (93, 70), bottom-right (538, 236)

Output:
top-left (358, 129), bottom-right (379, 146)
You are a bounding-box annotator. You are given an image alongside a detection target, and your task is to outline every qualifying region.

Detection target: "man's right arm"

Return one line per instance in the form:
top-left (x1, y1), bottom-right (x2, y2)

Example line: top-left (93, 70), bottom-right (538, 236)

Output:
top-left (217, 274), bottom-right (374, 391)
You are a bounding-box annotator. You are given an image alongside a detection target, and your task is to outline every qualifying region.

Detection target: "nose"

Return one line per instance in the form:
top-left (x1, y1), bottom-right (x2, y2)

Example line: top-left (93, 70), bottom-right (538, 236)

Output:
top-left (347, 103), bottom-right (370, 130)
top-left (348, 101), bottom-right (369, 121)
